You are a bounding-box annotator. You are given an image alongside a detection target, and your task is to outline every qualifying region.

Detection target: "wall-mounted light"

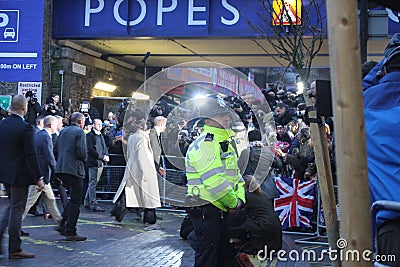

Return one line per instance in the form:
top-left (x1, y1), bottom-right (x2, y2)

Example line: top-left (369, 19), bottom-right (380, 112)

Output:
top-left (107, 72), bottom-right (113, 81)
top-left (94, 82), bottom-right (117, 92)
top-left (132, 92), bottom-right (150, 100)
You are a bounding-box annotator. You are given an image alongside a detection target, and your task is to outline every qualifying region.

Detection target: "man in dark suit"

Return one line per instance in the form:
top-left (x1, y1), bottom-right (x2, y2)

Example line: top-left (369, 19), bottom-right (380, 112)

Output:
top-left (148, 116), bottom-right (167, 221)
top-left (27, 114), bottom-right (47, 217)
top-left (0, 95), bottom-right (44, 259)
top-left (84, 118), bottom-right (109, 212)
top-left (22, 115), bottom-right (62, 224)
top-left (55, 112), bottom-right (87, 241)
top-left (149, 116), bottom-right (167, 177)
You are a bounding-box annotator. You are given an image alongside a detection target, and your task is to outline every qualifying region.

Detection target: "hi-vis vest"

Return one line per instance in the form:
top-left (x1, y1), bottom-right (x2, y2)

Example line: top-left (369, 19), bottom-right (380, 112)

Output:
top-left (185, 125), bottom-right (245, 212)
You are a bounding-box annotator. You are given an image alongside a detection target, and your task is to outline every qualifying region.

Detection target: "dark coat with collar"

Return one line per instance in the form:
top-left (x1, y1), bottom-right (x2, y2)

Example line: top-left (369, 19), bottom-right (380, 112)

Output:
top-left (149, 127), bottom-right (162, 169)
top-left (55, 124), bottom-right (87, 179)
top-left (0, 114), bottom-right (42, 185)
top-left (86, 128), bottom-right (108, 168)
top-left (35, 129), bottom-right (57, 184)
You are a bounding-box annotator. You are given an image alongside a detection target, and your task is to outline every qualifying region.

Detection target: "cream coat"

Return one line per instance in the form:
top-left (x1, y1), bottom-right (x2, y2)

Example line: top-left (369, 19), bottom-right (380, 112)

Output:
top-left (113, 130), bottom-right (161, 208)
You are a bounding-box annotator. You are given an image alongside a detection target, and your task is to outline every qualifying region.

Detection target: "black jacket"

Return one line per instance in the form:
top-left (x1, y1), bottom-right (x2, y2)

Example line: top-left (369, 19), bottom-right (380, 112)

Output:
top-left (231, 191), bottom-right (282, 254)
top-left (86, 129), bottom-right (108, 168)
top-left (0, 114), bottom-right (42, 185)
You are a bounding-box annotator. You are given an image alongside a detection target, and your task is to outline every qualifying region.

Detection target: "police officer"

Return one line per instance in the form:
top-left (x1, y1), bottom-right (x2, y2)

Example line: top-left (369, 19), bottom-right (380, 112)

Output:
top-left (185, 97), bottom-right (246, 267)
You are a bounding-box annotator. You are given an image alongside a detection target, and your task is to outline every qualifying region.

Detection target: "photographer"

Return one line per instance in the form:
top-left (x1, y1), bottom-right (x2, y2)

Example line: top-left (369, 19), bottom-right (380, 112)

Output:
top-left (273, 102), bottom-right (297, 127)
top-left (149, 100), bottom-right (169, 118)
top-left (117, 98), bottom-right (135, 127)
top-left (25, 91), bottom-right (41, 125)
top-left (40, 100), bottom-right (62, 117)
top-left (224, 96), bottom-right (255, 129)
top-left (177, 129), bottom-right (191, 156)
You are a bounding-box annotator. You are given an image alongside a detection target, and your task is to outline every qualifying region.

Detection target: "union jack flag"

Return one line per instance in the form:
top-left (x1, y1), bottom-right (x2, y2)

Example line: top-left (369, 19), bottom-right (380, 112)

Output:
top-left (274, 177), bottom-right (316, 230)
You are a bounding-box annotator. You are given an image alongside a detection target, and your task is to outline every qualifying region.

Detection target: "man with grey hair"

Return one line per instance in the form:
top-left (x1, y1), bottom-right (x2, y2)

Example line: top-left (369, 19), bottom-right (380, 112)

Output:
top-left (55, 112), bottom-right (87, 241)
top-left (22, 116), bottom-right (62, 224)
top-left (84, 118), bottom-right (109, 212)
top-left (0, 95), bottom-right (44, 259)
top-left (149, 116), bottom-right (167, 177)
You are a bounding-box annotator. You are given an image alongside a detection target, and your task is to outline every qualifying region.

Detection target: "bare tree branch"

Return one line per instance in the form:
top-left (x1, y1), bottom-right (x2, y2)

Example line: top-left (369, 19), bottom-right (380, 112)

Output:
top-left (245, 0), bottom-right (326, 83)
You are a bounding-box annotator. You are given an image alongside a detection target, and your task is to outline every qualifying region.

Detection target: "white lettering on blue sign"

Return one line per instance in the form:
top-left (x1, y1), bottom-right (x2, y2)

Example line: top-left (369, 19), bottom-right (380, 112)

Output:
top-left (114, 0), bottom-right (146, 26)
top-left (85, 0), bottom-right (104, 27)
top-left (221, 0), bottom-right (239, 26)
top-left (188, 0), bottom-right (206, 26)
top-left (157, 0), bottom-right (177, 26)
top-left (84, 0), bottom-right (241, 28)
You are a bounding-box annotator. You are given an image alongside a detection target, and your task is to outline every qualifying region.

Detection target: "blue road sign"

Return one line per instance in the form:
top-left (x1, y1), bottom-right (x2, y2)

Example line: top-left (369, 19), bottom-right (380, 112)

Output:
top-left (0, 1), bottom-right (44, 82)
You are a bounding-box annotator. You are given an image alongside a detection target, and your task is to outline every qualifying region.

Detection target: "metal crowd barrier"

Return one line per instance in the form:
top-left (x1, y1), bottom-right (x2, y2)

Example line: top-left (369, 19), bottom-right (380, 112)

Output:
top-left (294, 183), bottom-right (339, 245)
top-left (95, 154), bottom-right (188, 207)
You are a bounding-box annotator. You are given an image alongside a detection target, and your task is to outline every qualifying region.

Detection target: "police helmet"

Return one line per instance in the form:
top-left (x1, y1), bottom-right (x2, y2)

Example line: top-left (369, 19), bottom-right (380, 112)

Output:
top-left (197, 96), bottom-right (232, 119)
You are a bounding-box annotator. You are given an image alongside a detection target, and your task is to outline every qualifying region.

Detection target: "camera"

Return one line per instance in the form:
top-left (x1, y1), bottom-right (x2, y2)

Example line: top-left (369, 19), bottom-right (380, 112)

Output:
top-left (178, 130), bottom-right (190, 143)
top-left (244, 112), bottom-right (253, 120)
top-left (228, 96), bottom-right (244, 109)
top-left (80, 100), bottom-right (90, 113)
top-left (25, 91), bottom-right (38, 104)
top-left (153, 104), bottom-right (163, 115)
top-left (118, 98), bottom-right (131, 113)
top-left (296, 103), bottom-right (307, 117)
top-left (47, 103), bottom-right (56, 111)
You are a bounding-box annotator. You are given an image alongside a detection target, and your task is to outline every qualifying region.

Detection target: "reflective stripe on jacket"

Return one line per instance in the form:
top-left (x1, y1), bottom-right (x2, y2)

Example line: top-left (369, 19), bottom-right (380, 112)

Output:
top-left (185, 125), bottom-right (245, 211)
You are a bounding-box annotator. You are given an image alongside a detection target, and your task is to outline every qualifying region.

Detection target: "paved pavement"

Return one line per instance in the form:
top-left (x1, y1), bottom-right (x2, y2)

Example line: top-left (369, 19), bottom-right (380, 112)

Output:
top-left (0, 198), bottom-right (332, 267)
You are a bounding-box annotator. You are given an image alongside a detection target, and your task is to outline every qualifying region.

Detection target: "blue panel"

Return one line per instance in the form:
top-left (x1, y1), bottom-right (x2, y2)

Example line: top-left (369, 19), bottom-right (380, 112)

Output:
top-left (54, 0), bottom-right (330, 38)
top-left (0, 0), bottom-right (44, 82)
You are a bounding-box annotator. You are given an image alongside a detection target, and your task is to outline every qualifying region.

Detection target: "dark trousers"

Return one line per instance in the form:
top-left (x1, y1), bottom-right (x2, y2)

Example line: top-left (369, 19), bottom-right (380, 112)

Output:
top-left (59, 174), bottom-right (83, 236)
top-left (52, 177), bottom-right (68, 209)
top-left (378, 219), bottom-right (400, 267)
top-left (0, 184), bottom-right (29, 254)
top-left (187, 204), bottom-right (234, 267)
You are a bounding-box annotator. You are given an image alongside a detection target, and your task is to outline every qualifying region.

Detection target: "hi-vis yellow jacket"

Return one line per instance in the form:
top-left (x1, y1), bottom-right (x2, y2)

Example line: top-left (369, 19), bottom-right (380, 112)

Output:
top-left (185, 125), bottom-right (246, 212)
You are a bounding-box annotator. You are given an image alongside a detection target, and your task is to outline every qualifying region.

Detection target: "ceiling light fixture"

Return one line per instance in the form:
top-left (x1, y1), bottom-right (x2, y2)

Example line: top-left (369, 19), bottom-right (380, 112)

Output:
top-left (94, 82), bottom-right (117, 92)
top-left (132, 92), bottom-right (150, 100)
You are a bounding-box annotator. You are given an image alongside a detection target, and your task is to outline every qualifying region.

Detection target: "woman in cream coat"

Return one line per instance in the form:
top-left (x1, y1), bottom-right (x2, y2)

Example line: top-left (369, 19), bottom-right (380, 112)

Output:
top-left (113, 110), bottom-right (161, 224)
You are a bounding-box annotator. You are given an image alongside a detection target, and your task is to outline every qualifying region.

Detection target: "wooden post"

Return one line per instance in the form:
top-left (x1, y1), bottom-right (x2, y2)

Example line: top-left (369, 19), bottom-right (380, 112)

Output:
top-left (310, 121), bottom-right (340, 266)
top-left (305, 94), bottom-right (340, 267)
top-left (325, 0), bottom-right (372, 266)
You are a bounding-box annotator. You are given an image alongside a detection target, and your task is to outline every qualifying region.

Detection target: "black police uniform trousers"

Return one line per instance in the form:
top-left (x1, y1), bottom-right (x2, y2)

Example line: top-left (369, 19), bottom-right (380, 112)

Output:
top-left (187, 204), bottom-right (235, 267)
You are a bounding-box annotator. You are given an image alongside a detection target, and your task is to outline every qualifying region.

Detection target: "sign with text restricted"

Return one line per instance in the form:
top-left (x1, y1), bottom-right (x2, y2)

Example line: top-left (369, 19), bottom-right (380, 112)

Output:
top-left (18, 82), bottom-right (42, 104)
top-left (0, 0), bottom-right (44, 82)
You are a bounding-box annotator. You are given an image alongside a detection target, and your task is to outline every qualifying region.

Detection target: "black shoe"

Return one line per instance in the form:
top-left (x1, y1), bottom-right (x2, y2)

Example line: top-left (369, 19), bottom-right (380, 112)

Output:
top-left (54, 225), bottom-right (66, 236)
top-left (20, 230), bottom-right (30, 236)
top-left (8, 250), bottom-right (35, 259)
top-left (92, 205), bottom-right (105, 212)
top-left (66, 235), bottom-right (87, 241)
top-left (111, 206), bottom-right (126, 222)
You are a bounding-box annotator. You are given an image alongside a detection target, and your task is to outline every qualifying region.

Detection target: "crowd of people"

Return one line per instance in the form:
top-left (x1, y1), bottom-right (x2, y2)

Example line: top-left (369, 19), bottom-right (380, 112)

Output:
top-left (0, 33), bottom-right (399, 265)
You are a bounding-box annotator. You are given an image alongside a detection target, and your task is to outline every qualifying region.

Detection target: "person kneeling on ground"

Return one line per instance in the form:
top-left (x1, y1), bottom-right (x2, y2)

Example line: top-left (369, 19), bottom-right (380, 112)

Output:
top-left (230, 175), bottom-right (282, 257)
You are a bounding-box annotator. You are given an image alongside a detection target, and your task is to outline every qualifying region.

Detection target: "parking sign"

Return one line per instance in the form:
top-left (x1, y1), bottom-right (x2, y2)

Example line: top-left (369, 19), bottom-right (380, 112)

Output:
top-left (0, 10), bottom-right (19, 42)
top-left (0, 1), bottom-right (44, 82)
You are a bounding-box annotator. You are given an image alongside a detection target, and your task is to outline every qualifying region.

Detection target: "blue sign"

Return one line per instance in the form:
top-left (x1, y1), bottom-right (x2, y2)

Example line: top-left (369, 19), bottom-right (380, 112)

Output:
top-left (0, 0), bottom-right (44, 82)
top-left (52, 0), bottom-right (327, 38)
